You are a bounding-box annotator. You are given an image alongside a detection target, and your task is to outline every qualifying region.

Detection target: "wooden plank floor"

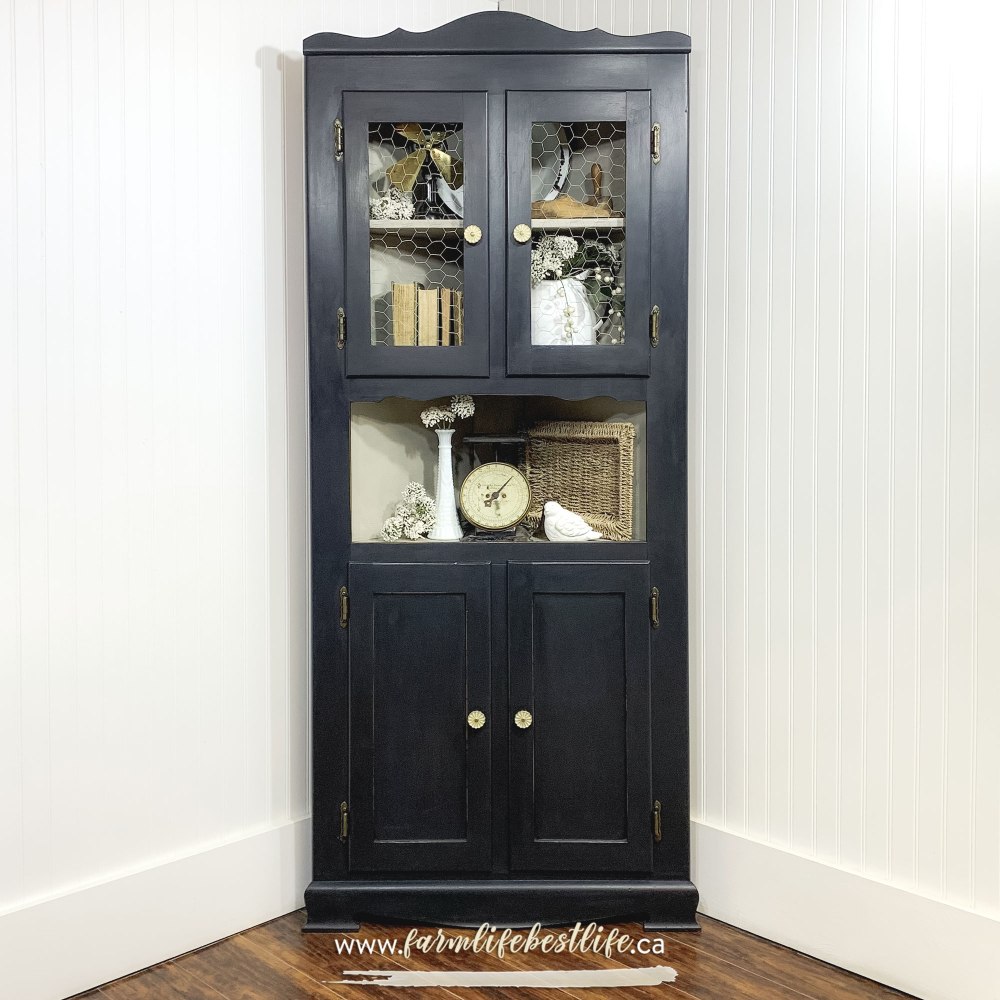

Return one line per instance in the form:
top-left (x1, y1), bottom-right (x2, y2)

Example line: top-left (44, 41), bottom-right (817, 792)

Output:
top-left (71, 912), bottom-right (916, 1000)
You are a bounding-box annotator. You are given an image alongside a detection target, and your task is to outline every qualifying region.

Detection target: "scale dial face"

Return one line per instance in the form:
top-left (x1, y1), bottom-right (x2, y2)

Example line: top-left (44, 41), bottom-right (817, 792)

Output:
top-left (459, 462), bottom-right (532, 531)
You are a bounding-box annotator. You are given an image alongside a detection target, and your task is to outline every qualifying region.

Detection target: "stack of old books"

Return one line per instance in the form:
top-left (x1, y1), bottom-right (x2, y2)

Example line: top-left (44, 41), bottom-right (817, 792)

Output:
top-left (391, 283), bottom-right (464, 346)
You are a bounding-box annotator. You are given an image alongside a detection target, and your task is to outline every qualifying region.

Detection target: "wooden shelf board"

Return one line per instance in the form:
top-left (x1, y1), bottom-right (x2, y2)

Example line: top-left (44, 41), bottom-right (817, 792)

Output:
top-left (368, 218), bottom-right (625, 234)
top-left (531, 217), bottom-right (625, 230)
top-left (369, 219), bottom-right (464, 232)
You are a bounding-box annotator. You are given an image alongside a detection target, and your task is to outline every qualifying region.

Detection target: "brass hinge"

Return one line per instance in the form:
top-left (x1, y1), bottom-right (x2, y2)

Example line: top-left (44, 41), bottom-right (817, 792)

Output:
top-left (649, 305), bottom-right (661, 348)
top-left (651, 122), bottom-right (661, 164)
top-left (334, 117), bottom-right (344, 160)
top-left (337, 307), bottom-right (346, 350)
top-left (652, 800), bottom-right (662, 842)
top-left (339, 585), bottom-right (349, 628)
top-left (339, 800), bottom-right (349, 841)
top-left (650, 586), bottom-right (661, 628)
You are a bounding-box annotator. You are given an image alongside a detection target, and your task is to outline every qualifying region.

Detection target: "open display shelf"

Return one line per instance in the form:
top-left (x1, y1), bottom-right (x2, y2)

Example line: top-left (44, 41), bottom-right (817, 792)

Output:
top-left (350, 395), bottom-right (647, 545)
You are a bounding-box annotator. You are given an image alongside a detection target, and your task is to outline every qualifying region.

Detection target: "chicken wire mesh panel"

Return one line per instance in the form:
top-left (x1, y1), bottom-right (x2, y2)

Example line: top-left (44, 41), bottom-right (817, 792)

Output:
top-left (529, 122), bottom-right (626, 347)
top-left (368, 122), bottom-right (466, 348)
top-left (530, 121), bottom-right (626, 212)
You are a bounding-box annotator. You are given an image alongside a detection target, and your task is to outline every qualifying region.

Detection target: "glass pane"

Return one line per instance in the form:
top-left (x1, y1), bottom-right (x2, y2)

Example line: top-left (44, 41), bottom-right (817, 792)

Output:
top-left (368, 121), bottom-right (466, 348)
top-left (529, 121), bottom-right (626, 347)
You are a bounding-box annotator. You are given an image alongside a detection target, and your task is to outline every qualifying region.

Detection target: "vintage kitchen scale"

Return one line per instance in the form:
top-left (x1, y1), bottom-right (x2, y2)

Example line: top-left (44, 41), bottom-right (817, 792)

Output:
top-left (459, 434), bottom-right (531, 540)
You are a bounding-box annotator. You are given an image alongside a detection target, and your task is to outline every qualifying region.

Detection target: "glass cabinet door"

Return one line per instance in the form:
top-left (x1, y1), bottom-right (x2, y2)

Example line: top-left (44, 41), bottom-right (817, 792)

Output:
top-left (343, 92), bottom-right (489, 376)
top-left (506, 92), bottom-right (652, 376)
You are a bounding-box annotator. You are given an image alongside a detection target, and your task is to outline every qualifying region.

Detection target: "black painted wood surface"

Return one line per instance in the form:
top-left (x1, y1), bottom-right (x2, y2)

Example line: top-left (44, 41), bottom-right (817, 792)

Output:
top-left (507, 562), bottom-right (652, 873)
top-left (304, 12), bottom-right (691, 56)
top-left (304, 878), bottom-right (700, 932)
top-left (308, 52), bottom-right (681, 391)
top-left (304, 10), bottom-right (694, 928)
top-left (348, 563), bottom-right (492, 872)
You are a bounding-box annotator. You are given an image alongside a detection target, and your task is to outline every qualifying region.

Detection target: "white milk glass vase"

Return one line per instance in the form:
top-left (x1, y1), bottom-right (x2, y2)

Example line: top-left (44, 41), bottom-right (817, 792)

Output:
top-left (427, 428), bottom-right (463, 540)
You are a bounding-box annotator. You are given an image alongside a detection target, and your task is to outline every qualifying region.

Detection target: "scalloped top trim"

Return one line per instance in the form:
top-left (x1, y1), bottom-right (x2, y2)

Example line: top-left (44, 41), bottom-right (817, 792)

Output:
top-left (304, 11), bottom-right (691, 56)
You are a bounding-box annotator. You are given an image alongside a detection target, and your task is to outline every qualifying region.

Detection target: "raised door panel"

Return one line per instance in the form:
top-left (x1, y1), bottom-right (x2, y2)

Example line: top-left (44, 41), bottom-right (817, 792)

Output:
top-left (506, 91), bottom-right (652, 376)
top-left (348, 563), bottom-right (491, 872)
top-left (508, 562), bottom-right (652, 873)
top-left (343, 91), bottom-right (489, 377)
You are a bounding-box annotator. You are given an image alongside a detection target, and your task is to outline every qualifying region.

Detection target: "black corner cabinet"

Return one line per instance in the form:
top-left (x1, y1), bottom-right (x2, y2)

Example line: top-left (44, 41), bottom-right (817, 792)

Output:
top-left (303, 11), bottom-right (697, 931)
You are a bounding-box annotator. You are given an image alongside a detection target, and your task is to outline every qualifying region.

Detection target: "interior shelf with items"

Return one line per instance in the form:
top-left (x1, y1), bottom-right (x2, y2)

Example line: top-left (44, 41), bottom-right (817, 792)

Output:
top-left (368, 121), bottom-right (467, 349)
top-left (506, 93), bottom-right (651, 376)
top-left (349, 395), bottom-right (646, 544)
top-left (369, 227), bottom-right (466, 349)
top-left (343, 92), bottom-right (489, 376)
top-left (526, 120), bottom-right (628, 346)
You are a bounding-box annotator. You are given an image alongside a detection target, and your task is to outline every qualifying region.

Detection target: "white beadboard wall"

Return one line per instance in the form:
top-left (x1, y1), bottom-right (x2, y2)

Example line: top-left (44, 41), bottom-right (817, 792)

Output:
top-left (2, 0), bottom-right (999, 998)
top-left (509, 1), bottom-right (1000, 997)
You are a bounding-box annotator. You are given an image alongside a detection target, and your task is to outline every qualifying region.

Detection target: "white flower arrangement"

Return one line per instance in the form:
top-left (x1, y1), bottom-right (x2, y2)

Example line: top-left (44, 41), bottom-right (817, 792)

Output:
top-left (381, 483), bottom-right (437, 541)
top-left (530, 235), bottom-right (623, 286)
top-left (380, 515), bottom-right (405, 541)
top-left (419, 394), bottom-right (476, 429)
top-left (370, 187), bottom-right (415, 221)
top-left (401, 481), bottom-right (428, 503)
top-left (530, 235), bottom-right (578, 287)
top-left (449, 394), bottom-right (475, 419)
top-left (529, 237), bottom-right (625, 343)
top-left (419, 406), bottom-right (454, 429)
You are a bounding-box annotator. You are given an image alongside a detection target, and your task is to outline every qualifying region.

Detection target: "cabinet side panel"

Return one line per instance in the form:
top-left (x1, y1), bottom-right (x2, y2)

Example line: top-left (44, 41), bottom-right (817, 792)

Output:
top-left (306, 56), bottom-right (350, 880)
top-left (647, 51), bottom-right (691, 879)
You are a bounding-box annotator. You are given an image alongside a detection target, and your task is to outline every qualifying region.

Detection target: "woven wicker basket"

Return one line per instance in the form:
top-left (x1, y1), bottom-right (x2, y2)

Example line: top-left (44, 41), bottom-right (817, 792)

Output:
top-left (523, 421), bottom-right (635, 541)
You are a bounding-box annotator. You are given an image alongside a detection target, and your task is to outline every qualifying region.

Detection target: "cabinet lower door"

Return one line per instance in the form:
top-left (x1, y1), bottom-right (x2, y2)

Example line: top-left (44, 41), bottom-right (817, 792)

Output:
top-left (508, 562), bottom-right (652, 873)
top-left (348, 562), bottom-right (492, 872)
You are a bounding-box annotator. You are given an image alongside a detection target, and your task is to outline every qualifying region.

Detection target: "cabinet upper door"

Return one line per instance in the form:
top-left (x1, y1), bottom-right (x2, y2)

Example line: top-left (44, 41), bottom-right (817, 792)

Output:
top-left (506, 91), bottom-right (652, 376)
top-left (507, 561), bottom-right (652, 873)
top-left (348, 562), bottom-right (492, 872)
top-left (343, 92), bottom-right (489, 377)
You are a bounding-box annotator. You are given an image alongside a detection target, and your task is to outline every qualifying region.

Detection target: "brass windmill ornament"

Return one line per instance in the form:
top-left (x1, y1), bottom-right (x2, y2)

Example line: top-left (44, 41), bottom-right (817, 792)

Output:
top-left (387, 123), bottom-right (463, 192)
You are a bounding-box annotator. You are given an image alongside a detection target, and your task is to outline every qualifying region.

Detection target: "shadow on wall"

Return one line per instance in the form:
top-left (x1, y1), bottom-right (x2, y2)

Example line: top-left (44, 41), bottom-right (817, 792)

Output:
top-left (258, 45), bottom-right (310, 823)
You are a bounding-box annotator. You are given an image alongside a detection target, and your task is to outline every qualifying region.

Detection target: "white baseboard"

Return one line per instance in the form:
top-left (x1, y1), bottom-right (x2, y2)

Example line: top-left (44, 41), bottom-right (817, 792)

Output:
top-left (0, 818), bottom-right (311, 1000)
top-left (692, 820), bottom-right (1000, 1000)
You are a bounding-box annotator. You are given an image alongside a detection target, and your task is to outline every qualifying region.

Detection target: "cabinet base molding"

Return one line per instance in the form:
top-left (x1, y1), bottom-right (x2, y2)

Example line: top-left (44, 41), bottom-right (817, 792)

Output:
top-left (303, 878), bottom-right (699, 932)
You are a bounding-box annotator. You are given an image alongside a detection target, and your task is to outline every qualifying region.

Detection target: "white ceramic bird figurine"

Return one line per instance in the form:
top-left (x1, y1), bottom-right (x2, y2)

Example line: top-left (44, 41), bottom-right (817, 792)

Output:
top-left (543, 500), bottom-right (602, 542)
